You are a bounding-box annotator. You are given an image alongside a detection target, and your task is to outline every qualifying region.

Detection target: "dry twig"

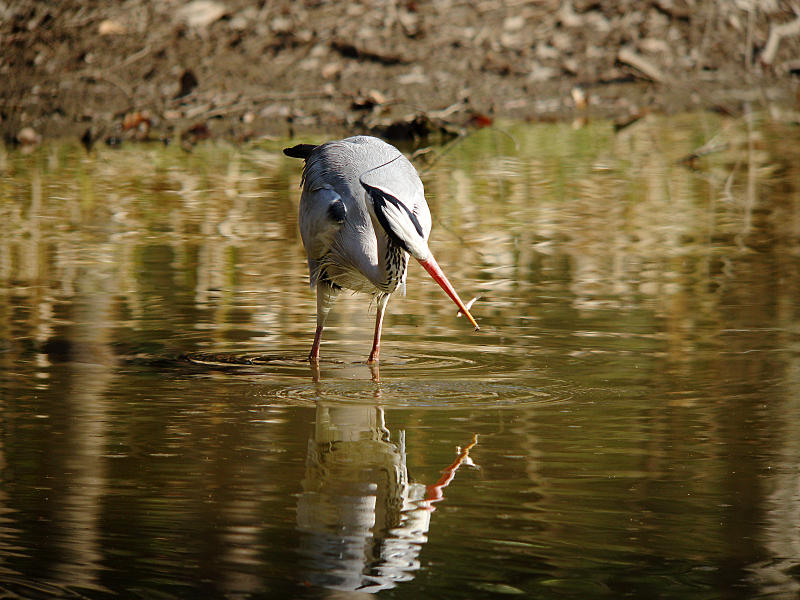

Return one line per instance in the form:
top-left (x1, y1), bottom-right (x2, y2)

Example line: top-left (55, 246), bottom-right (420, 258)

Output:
top-left (618, 47), bottom-right (668, 83)
top-left (761, 16), bottom-right (800, 65)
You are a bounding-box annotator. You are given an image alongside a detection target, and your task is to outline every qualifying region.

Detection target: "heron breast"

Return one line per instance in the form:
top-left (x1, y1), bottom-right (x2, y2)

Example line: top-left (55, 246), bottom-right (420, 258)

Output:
top-left (318, 243), bottom-right (408, 295)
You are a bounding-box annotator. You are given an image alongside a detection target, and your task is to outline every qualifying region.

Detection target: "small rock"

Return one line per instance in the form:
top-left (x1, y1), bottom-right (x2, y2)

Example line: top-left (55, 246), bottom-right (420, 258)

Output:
top-left (98, 19), bottom-right (126, 35)
top-left (367, 89), bottom-right (387, 105)
top-left (528, 62), bottom-right (557, 82)
top-left (229, 7), bottom-right (256, 30)
top-left (571, 86), bottom-right (588, 109)
top-left (503, 15), bottom-right (526, 31)
top-left (535, 42), bottom-right (560, 60)
top-left (17, 127), bottom-right (41, 146)
top-left (397, 10), bottom-right (420, 36)
top-left (397, 66), bottom-right (429, 85)
top-left (351, 90), bottom-right (386, 111)
top-left (270, 16), bottom-right (293, 33)
top-left (321, 62), bottom-right (342, 79)
top-left (639, 38), bottom-right (671, 54)
top-left (176, 0), bottom-right (226, 29)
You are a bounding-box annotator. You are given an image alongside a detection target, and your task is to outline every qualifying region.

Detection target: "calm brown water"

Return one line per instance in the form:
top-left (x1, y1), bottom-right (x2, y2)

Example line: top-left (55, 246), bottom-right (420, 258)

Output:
top-left (1, 113), bottom-right (800, 599)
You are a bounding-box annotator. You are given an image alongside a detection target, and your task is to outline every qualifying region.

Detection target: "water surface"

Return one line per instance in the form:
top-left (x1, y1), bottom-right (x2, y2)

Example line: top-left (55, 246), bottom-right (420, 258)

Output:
top-left (1, 113), bottom-right (800, 598)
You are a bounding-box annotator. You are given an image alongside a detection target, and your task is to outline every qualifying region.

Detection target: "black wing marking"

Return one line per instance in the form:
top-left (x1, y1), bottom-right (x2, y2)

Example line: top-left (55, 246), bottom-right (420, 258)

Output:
top-left (361, 182), bottom-right (424, 253)
top-left (283, 144), bottom-right (318, 160)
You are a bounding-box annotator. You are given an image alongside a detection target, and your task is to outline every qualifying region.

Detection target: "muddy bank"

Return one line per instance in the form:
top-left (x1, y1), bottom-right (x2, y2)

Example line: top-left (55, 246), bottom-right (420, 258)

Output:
top-left (3, 0), bottom-right (800, 148)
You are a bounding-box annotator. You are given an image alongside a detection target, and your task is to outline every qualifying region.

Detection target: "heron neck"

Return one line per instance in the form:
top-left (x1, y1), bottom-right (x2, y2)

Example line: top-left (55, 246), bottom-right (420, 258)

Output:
top-left (375, 234), bottom-right (408, 294)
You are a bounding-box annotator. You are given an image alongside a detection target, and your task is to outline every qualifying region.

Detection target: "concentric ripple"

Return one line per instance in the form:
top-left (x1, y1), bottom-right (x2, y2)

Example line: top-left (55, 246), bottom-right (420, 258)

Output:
top-left (178, 349), bottom-right (580, 409)
top-left (179, 351), bottom-right (314, 377)
top-left (269, 377), bottom-right (573, 408)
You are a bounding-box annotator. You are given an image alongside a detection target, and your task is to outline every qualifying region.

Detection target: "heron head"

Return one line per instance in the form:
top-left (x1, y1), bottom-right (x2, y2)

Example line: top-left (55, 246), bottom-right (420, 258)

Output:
top-left (361, 182), bottom-right (478, 330)
top-left (362, 182), bottom-right (430, 261)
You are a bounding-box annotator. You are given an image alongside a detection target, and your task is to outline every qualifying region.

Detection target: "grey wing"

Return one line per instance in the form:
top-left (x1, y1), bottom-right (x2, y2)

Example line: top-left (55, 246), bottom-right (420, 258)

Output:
top-left (299, 184), bottom-right (347, 286)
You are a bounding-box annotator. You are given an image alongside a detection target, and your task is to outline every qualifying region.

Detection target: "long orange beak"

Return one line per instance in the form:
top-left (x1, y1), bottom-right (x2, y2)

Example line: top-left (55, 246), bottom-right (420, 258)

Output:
top-left (417, 255), bottom-right (479, 331)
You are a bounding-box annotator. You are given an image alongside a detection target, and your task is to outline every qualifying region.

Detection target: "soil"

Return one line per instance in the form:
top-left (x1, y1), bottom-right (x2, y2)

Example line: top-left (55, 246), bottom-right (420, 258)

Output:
top-left (3, 0), bottom-right (800, 148)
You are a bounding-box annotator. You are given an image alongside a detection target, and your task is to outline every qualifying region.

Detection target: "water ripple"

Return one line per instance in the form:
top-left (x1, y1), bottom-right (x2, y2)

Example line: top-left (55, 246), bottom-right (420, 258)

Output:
top-left (179, 350), bottom-right (576, 408)
top-left (269, 378), bottom-right (572, 409)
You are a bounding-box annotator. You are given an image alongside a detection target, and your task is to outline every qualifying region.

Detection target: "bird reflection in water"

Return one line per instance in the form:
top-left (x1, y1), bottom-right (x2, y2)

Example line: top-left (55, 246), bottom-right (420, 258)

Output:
top-left (297, 399), bottom-right (478, 593)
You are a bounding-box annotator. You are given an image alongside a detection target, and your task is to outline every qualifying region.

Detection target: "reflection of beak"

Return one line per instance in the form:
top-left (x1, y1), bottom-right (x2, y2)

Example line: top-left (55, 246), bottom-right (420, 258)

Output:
top-left (417, 255), bottom-right (480, 331)
top-left (423, 433), bottom-right (479, 510)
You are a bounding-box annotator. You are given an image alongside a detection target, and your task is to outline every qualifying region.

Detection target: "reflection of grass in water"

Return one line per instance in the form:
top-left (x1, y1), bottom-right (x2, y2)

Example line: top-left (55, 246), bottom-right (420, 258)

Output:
top-left (424, 112), bottom-right (796, 310)
top-left (1, 139), bottom-right (311, 359)
top-left (3, 117), bottom-right (800, 600)
top-left (1, 114), bottom-right (798, 366)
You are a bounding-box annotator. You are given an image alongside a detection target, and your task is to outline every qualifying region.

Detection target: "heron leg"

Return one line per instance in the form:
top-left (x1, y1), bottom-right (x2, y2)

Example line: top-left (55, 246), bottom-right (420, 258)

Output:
top-left (309, 281), bottom-right (338, 362)
top-left (367, 294), bottom-right (389, 364)
top-left (309, 325), bottom-right (324, 363)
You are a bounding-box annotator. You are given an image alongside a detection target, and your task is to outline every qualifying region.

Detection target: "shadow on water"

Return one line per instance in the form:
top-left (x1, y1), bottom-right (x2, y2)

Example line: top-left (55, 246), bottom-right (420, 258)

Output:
top-left (2, 112), bottom-right (800, 598)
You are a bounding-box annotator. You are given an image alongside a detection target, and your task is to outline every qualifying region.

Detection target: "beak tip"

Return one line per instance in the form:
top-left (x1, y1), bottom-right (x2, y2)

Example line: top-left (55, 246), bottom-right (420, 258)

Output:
top-left (419, 256), bottom-right (480, 332)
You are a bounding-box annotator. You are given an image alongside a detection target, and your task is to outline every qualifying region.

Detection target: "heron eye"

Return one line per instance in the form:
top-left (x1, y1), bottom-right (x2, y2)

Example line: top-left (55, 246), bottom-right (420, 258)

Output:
top-left (327, 199), bottom-right (346, 223)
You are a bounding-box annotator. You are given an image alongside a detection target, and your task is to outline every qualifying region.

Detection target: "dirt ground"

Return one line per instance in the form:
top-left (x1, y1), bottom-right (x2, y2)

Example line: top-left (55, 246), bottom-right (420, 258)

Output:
top-left (3, 0), bottom-right (800, 148)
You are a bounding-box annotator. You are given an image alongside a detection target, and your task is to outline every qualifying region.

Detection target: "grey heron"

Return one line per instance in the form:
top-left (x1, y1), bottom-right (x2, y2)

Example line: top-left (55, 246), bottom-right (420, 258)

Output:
top-left (284, 136), bottom-right (479, 363)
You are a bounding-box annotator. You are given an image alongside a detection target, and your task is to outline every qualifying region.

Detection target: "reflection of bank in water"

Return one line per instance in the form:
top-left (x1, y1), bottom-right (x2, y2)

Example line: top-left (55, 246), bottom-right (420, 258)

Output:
top-left (297, 404), bottom-right (477, 593)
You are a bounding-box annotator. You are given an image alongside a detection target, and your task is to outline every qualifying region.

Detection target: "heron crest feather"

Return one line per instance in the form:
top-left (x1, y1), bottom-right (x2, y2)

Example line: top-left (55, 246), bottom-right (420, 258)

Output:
top-left (283, 144), bottom-right (318, 160)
